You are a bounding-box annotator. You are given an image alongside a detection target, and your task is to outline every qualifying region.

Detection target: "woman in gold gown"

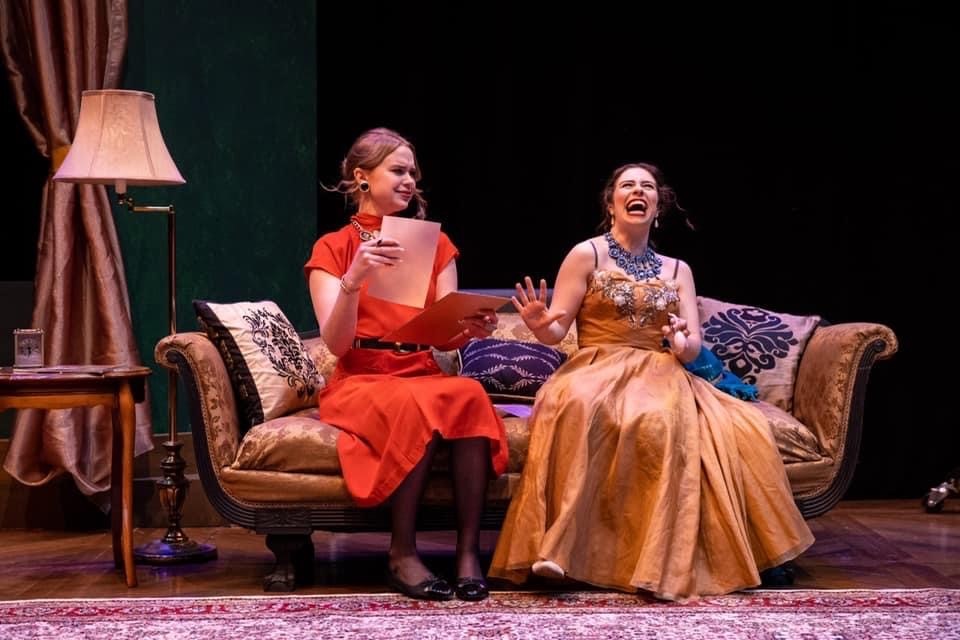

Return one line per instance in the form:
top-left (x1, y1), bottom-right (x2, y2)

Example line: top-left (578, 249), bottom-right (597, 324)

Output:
top-left (488, 163), bottom-right (814, 601)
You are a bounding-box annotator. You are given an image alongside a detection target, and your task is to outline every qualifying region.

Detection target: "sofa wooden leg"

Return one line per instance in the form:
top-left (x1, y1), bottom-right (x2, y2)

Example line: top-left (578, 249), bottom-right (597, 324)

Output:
top-left (294, 535), bottom-right (316, 587)
top-left (264, 534), bottom-right (314, 592)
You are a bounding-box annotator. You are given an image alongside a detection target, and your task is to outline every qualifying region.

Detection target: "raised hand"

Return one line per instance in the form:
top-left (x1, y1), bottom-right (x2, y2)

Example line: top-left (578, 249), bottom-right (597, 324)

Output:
top-left (512, 276), bottom-right (565, 332)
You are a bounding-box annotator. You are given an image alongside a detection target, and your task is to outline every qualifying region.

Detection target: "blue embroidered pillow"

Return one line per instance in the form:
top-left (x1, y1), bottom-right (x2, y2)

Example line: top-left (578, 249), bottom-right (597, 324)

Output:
top-left (697, 296), bottom-right (821, 412)
top-left (458, 338), bottom-right (567, 403)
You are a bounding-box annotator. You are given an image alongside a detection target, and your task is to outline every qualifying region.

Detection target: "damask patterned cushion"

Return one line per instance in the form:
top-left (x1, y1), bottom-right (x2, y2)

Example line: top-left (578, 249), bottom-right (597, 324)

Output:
top-left (303, 335), bottom-right (338, 382)
top-left (231, 408), bottom-right (341, 474)
top-left (753, 401), bottom-right (823, 464)
top-left (697, 296), bottom-right (821, 412)
top-left (194, 299), bottom-right (323, 433)
top-left (458, 338), bottom-right (568, 403)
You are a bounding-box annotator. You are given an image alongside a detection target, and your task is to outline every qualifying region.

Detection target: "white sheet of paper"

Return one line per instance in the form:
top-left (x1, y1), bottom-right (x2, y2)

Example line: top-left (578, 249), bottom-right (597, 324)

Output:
top-left (365, 216), bottom-right (441, 308)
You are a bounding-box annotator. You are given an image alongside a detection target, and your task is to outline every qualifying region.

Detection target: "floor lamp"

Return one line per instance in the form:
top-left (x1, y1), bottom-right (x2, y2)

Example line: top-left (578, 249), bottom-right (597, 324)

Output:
top-left (53, 90), bottom-right (216, 564)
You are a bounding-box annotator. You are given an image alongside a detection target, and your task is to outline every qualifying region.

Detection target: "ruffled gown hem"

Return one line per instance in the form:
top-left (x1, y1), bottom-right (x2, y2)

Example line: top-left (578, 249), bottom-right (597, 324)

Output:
top-left (487, 532), bottom-right (815, 602)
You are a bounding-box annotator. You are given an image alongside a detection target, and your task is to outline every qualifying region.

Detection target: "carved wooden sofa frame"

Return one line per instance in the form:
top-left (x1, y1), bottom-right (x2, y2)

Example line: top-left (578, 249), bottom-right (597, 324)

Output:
top-left (157, 303), bottom-right (897, 591)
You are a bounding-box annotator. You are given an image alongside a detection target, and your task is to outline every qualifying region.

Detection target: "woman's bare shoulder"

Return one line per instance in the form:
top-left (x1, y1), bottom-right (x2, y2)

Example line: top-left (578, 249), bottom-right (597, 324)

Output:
top-left (571, 236), bottom-right (607, 257)
top-left (558, 238), bottom-right (601, 269)
top-left (657, 254), bottom-right (694, 281)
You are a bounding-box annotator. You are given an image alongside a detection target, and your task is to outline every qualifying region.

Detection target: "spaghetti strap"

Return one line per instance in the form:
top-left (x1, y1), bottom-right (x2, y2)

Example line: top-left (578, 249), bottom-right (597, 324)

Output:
top-left (590, 241), bottom-right (599, 268)
top-left (672, 257), bottom-right (680, 279)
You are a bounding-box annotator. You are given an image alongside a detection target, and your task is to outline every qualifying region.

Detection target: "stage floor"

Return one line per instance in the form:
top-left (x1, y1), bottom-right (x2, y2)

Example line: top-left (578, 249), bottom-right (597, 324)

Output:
top-left (1, 499), bottom-right (958, 599)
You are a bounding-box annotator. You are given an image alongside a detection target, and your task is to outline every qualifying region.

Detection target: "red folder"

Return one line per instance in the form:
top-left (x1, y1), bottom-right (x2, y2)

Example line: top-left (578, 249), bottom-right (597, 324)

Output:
top-left (381, 292), bottom-right (511, 346)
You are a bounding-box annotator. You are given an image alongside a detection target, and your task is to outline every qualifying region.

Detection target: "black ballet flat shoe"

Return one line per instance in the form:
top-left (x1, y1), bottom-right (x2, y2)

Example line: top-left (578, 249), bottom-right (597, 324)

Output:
top-left (760, 564), bottom-right (796, 587)
top-left (455, 576), bottom-right (489, 601)
top-left (388, 573), bottom-right (454, 601)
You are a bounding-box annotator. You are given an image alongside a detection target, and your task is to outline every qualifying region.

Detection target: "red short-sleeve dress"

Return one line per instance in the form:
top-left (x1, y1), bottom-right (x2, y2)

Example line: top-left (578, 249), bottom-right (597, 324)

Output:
top-left (304, 212), bottom-right (509, 507)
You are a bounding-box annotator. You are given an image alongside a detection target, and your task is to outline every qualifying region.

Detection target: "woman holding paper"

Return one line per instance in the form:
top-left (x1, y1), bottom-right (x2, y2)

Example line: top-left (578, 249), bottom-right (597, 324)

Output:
top-left (487, 162), bottom-right (814, 601)
top-left (305, 128), bottom-right (506, 602)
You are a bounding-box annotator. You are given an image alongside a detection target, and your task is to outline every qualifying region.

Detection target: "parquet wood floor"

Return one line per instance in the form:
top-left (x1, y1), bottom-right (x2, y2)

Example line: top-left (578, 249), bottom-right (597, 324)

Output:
top-left (1, 499), bottom-right (957, 599)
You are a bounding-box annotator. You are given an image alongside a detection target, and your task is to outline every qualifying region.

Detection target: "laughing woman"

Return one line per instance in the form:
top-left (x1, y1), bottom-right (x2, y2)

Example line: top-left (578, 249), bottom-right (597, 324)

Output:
top-left (488, 162), bottom-right (814, 601)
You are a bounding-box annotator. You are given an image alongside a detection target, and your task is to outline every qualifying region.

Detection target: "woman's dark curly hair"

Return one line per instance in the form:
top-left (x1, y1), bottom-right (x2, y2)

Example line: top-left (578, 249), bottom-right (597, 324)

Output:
top-left (597, 162), bottom-right (689, 232)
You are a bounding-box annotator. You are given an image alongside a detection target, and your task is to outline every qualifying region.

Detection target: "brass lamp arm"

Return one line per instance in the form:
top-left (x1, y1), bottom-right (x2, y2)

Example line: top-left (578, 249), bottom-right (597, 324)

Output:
top-left (117, 193), bottom-right (175, 215)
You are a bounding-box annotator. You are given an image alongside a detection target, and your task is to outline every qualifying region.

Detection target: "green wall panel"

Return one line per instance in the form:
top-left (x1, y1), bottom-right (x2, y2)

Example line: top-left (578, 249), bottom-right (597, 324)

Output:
top-left (121, 0), bottom-right (317, 434)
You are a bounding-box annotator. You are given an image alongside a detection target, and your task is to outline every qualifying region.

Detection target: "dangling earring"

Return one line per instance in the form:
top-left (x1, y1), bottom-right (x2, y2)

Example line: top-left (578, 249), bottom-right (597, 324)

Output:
top-left (359, 181), bottom-right (369, 192)
top-left (653, 216), bottom-right (660, 229)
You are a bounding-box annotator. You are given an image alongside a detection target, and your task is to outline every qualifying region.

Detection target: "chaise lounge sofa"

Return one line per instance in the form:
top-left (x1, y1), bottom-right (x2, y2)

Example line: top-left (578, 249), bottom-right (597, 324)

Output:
top-left (156, 293), bottom-right (897, 591)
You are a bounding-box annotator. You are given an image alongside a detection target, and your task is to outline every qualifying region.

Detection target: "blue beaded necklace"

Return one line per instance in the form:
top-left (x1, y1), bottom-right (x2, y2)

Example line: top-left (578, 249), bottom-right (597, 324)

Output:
top-left (604, 232), bottom-right (662, 281)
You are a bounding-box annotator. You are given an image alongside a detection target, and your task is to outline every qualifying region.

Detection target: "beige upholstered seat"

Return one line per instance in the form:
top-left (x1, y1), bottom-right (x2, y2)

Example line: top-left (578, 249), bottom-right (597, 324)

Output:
top-left (155, 300), bottom-right (897, 591)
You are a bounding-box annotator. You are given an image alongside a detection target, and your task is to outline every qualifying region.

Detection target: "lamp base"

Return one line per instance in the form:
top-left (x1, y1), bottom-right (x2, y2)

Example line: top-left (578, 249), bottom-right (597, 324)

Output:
top-left (134, 439), bottom-right (217, 565)
top-left (134, 539), bottom-right (217, 565)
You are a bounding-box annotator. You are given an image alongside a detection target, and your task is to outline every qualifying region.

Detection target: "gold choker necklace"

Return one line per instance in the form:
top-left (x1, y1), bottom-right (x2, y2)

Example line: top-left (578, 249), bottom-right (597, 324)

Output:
top-left (351, 219), bottom-right (378, 242)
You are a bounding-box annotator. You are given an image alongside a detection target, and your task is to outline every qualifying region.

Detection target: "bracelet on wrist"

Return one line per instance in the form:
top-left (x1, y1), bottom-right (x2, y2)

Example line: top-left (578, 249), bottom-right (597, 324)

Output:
top-left (339, 277), bottom-right (361, 295)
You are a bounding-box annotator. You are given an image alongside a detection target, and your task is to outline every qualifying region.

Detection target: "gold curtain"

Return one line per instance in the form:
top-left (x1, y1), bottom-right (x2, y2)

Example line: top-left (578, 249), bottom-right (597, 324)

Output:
top-left (0, 0), bottom-right (154, 495)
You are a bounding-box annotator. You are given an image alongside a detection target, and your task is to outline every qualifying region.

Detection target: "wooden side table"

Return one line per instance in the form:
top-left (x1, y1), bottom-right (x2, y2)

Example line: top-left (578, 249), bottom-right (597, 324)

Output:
top-left (0, 365), bottom-right (151, 587)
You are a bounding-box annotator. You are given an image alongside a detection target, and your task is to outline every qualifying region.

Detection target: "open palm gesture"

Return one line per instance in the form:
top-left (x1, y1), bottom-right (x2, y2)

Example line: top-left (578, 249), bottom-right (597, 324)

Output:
top-left (512, 276), bottom-right (565, 332)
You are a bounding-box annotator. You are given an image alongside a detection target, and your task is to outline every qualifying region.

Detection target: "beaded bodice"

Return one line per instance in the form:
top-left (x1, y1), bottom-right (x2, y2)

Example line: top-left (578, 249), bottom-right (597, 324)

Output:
top-left (575, 270), bottom-right (680, 350)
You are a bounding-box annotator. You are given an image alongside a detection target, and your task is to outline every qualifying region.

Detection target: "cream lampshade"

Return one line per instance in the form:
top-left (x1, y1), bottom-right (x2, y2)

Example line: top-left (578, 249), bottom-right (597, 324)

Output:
top-left (54, 89), bottom-right (185, 191)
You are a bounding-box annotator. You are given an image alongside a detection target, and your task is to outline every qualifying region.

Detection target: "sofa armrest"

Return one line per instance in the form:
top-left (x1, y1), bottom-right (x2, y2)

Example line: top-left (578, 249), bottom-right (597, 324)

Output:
top-left (155, 332), bottom-right (242, 472)
top-left (791, 322), bottom-right (898, 510)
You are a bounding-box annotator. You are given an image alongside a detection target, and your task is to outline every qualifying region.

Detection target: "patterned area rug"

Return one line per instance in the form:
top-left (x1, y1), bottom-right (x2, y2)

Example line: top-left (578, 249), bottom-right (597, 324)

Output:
top-left (2, 588), bottom-right (959, 639)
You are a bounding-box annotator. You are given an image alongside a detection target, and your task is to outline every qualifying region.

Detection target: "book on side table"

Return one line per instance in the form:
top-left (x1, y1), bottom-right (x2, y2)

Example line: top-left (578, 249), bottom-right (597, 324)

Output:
top-left (0, 364), bottom-right (125, 376)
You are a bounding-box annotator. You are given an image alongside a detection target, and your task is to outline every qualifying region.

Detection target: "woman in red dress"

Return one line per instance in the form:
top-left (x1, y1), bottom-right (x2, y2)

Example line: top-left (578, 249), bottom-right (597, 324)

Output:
top-left (305, 128), bottom-right (507, 601)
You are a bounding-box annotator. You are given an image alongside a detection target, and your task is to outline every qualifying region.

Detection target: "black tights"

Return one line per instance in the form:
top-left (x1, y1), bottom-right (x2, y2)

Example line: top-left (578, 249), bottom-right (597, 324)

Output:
top-left (388, 435), bottom-right (490, 583)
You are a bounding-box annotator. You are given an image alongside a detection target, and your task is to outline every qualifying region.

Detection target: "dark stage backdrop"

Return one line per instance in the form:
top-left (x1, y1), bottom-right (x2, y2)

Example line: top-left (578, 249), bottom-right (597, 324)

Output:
top-left (316, 4), bottom-right (954, 501)
top-left (0, 74), bottom-right (44, 439)
top-left (2, 3), bottom-right (954, 500)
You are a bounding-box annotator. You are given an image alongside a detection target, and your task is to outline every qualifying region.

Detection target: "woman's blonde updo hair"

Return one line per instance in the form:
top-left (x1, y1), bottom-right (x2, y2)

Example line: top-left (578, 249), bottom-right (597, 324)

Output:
top-left (326, 127), bottom-right (427, 219)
